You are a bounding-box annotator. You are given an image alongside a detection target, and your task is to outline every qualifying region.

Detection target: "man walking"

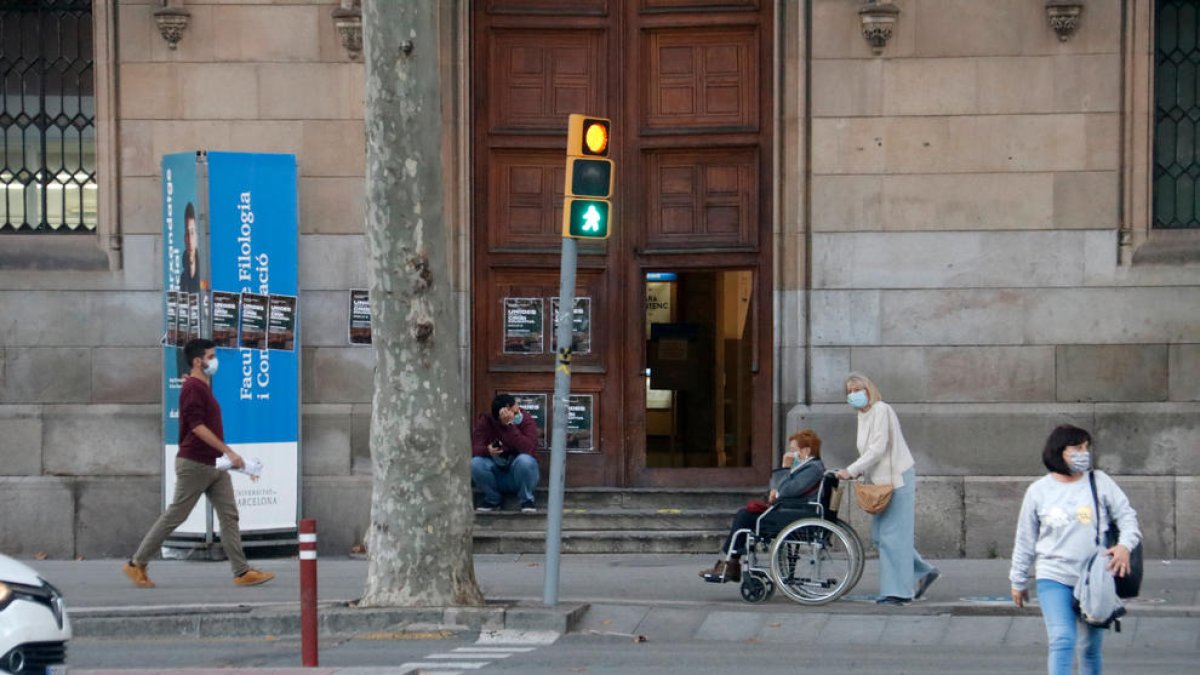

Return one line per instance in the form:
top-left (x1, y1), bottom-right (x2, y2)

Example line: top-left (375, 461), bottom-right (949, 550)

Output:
top-left (471, 394), bottom-right (540, 512)
top-left (122, 338), bottom-right (274, 588)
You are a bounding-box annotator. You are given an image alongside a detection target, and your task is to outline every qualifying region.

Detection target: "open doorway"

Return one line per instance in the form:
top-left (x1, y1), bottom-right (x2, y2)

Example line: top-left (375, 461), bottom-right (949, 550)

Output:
top-left (644, 269), bottom-right (755, 469)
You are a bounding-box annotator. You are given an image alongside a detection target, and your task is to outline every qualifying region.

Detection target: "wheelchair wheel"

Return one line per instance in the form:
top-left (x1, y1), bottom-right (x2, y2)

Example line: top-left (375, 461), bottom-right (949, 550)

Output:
top-left (740, 571), bottom-right (775, 603)
top-left (834, 518), bottom-right (867, 591)
top-left (769, 518), bottom-right (862, 606)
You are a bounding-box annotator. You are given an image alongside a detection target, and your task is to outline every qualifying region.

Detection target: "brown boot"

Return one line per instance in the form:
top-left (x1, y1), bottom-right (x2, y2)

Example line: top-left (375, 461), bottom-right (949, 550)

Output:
top-left (122, 561), bottom-right (155, 589)
top-left (698, 559), bottom-right (741, 583)
top-left (233, 568), bottom-right (275, 587)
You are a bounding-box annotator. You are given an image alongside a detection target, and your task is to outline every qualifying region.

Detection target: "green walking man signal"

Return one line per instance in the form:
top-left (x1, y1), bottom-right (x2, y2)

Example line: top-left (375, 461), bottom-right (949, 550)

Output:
top-left (562, 114), bottom-right (613, 240)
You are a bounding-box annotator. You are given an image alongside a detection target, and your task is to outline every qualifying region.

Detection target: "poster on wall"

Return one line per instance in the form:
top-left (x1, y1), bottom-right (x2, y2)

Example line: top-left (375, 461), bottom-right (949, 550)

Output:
top-left (267, 295), bottom-right (297, 351)
top-left (566, 394), bottom-right (594, 452)
top-left (239, 293), bottom-right (269, 350)
top-left (161, 151), bottom-right (300, 550)
top-left (503, 297), bottom-right (544, 354)
top-left (166, 291), bottom-right (181, 346)
top-left (349, 289), bottom-right (372, 345)
top-left (511, 393), bottom-right (548, 449)
top-left (550, 297), bottom-right (592, 354)
top-left (210, 291), bottom-right (241, 348)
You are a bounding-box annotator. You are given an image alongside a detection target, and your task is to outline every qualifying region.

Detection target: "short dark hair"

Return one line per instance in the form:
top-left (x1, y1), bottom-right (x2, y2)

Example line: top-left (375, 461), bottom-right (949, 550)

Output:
top-left (491, 393), bottom-right (516, 419)
top-left (184, 202), bottom-right (196, 224)
top-left (183, 338), bottom-right (215, 370)
top-left (1042, 424), bottom-right (1092, 475)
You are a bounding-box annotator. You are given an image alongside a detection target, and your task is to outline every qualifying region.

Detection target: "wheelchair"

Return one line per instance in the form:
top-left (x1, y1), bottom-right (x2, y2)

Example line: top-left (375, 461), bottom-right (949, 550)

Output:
top-left (728, 471), bottom-right (865, 605)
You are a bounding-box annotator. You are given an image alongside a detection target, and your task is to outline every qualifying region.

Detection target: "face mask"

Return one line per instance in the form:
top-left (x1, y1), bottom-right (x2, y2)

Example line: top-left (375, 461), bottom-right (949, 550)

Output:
top-left (203, 356), bottom-right (219, 376)
top-left (847, 390), bottom-right (869, 409)
top-left (512, 412), bottom-right (524, 426)
top-left (1067, 450), bottom-right (1091, 474)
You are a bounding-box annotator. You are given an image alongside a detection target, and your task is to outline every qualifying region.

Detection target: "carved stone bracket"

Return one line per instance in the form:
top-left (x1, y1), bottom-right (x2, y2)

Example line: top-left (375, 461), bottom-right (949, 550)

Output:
top-left (1045, 0), bottom-right (1085, 42)
top-left (153, 1), bottom-right (190, 51)
top-left (859, 1), bottom-right (901, 56)
top-left (332, 0), bottom-right (364, 61)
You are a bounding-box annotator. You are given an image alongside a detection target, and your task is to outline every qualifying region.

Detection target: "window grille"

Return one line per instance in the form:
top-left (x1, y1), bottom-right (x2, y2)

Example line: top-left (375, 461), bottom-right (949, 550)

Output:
top-left (0, 0), bottom-right (95, 233)
top-left (1154, 0), bottom-right (1200, 229)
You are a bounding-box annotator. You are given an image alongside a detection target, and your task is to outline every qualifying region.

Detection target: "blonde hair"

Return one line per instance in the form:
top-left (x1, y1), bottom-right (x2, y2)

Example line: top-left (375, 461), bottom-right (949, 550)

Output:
top-left (845, 371), bottom-right (882, 406)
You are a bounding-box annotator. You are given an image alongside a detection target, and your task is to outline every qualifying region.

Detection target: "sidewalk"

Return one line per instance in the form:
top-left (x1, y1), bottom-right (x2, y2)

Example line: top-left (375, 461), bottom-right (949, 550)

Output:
top-left (31, 554), bottom-right (1200, 643)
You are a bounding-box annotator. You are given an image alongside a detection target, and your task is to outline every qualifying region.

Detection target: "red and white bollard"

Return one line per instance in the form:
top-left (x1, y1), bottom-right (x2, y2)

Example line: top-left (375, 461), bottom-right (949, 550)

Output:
top-left (299, 518), bottom-right (318, 667)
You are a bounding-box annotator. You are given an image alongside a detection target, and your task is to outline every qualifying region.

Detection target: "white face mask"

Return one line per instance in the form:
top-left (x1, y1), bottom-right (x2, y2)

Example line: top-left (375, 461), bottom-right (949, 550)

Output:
top-left (512, 412), bottom-right (524, 426)
top-left (203, 356), bottom-right (219, 376)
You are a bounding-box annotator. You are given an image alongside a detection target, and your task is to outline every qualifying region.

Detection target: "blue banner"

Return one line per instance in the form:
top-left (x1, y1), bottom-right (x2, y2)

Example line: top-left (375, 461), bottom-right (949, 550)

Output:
top-left (160, 151), bottom-right (300, 538)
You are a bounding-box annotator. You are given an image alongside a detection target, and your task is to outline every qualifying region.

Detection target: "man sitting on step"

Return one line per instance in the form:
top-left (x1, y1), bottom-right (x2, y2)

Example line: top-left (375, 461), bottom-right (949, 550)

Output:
top-left (471, 394), bottom-right (540, 513)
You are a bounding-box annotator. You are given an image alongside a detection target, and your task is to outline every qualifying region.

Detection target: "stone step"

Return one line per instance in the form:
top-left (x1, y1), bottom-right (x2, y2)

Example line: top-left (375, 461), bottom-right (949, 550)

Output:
top-left (473, 508), bottom-right (733, 532)
top-left (482, 487), bottom-right (762, 511)
top-left (473, 529), bottom-right (726, 555)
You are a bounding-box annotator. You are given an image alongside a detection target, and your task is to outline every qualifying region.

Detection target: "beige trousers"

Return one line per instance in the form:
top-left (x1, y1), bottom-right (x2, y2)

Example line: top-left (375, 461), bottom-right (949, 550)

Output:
top-left (132, 457), bottom-right (249, 576)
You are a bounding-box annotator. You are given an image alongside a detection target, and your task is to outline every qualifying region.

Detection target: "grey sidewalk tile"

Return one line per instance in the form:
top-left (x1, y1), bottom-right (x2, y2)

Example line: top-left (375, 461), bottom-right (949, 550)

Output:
top-left (943, 616), bottom-right (1012, 646)
top-left (878, 615), bottom-right (951, 646)
top-left (635, 607), bottom-right (712, 642)
top-left (574, 603), bottom-right (651, 637)
top-left (695, 610), bottom-right (767, 642)
top-left (817, 615), bottom-right (887, 645)
top-left (755, 613), bottom-right (830, 644)
top-left (1130, 616), bottom-right (1200, 649)
top-left (1002, 616), bottom-right (1048, 646)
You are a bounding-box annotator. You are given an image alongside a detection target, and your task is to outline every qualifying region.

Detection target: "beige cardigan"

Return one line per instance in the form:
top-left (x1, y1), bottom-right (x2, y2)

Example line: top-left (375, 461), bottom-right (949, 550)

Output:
top-left (845, 401), bottom-right (915, 489)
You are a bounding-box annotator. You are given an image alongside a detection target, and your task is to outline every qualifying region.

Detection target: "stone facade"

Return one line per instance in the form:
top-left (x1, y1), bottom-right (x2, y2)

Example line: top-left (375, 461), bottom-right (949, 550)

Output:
top-left (0, 1), bottom-right (1196, 558)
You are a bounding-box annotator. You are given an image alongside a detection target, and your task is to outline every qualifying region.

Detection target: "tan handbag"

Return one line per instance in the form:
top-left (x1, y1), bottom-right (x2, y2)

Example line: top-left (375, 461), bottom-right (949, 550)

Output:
top-left (854, 482), bottom-right (894, 514)
top-left (853, 441), bottom-right (894, 514)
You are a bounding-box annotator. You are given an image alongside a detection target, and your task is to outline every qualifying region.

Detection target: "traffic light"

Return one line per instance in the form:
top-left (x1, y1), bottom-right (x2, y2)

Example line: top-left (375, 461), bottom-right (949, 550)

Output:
top-left (563, 114), bottom-right (613, 239)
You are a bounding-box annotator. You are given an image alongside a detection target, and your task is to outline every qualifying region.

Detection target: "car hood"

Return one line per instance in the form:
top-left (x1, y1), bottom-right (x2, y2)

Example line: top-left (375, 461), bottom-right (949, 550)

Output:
top-left (0, 553), bottom-right (45, 586)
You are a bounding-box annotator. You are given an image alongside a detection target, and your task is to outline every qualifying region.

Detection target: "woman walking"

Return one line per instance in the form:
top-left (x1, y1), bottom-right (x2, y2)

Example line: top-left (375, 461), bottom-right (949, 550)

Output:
top-left (835, 372), bottom-right (938, 605)
top-left (1009, 424), bottom-right (1140, 675)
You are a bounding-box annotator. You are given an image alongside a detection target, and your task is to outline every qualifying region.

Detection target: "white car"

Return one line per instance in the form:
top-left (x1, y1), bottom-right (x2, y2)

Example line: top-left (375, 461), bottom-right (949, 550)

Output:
top-left (0, 555), bottom-right (70, 674)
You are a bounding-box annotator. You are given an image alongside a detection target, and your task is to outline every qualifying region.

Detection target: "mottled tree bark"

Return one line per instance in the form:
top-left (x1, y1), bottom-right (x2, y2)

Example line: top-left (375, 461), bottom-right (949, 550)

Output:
top-left (358, 0), bottom-right (483, 607)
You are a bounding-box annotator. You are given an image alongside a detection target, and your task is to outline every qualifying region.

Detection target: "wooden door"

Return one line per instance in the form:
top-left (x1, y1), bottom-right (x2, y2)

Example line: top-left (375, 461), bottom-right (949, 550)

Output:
top-left (471, 0), bottom-right (772, 488)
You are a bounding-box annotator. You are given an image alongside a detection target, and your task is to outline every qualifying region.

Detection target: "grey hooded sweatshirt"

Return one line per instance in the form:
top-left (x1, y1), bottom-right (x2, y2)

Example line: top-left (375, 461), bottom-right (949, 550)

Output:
top-left (1009, 470), bottom-right (1141, 591)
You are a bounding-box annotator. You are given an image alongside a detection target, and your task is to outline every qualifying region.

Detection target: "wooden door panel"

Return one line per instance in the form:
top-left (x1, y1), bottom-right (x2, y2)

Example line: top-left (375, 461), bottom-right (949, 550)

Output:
top-left (642, 27), bottom-right (759, 132)
top-left (640, 0), bottom-right (759, 11)
top-left (488, 29), bottom-right (609, 133)
top-left (483, 267), bottom-right (608, 372)
top-left (643, 147), bottom-right (759, 249)
top-left (486, 150), bottom-right (566, 251)
top-left (486, 0), bottom-right (610, 16)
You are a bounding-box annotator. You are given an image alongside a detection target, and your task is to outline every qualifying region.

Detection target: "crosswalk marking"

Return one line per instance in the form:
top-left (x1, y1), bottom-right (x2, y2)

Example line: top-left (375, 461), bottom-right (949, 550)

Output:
top-left (452, 646), bottom-right (537, 653)
top-left (400, 627), bottom-right (560, 674)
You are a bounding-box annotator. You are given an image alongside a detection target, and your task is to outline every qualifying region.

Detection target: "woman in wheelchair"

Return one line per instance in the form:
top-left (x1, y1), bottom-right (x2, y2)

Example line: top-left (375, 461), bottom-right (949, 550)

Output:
top-left (699, 429), bottom-right (825, 583)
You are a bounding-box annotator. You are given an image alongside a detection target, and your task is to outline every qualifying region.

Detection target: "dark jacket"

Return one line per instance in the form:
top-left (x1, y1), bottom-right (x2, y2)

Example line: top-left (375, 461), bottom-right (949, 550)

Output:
top-left (769, 457), bottom-right (826, 500)
top-left (471, 411), bottom-right (539, 459)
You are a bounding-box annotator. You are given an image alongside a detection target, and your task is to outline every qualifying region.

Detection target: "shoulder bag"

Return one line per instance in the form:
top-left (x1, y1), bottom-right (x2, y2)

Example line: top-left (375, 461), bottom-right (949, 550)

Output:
top-left (1088, 470), bottom-right (1143, 599)
top-left (853, 442), bottom-right (894, 515)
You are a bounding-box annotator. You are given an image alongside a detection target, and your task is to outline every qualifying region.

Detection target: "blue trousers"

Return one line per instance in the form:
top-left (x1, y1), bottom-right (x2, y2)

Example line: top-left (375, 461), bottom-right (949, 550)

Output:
top-left (471, 454), bottom-right (539, 506)
top-left (1037, 579), bottom-right (1104, 675)
top-left (872, 467), bottom-right (935, 599)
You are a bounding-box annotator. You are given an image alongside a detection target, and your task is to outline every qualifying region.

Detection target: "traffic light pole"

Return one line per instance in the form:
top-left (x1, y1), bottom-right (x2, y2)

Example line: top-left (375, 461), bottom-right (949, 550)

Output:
top-left (543, 235), bottom-right (577, 607)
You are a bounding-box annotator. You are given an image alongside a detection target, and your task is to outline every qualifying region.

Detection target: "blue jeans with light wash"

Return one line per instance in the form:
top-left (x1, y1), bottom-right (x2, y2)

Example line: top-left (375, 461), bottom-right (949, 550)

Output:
top-left (471, 454), bottom-right (539, 507)
top-left (1037, 578), bottom-right (1104, 675)
top-left (872, 467), bottom-right (935, 599)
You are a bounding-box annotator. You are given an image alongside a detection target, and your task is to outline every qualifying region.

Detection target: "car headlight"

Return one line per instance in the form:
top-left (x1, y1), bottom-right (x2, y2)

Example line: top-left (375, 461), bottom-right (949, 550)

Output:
top-left (0, 581), bottom-right (12, 610)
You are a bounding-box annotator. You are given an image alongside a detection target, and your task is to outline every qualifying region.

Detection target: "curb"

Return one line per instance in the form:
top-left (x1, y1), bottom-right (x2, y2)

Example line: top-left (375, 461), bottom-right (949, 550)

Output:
top-left (70, 600), bottom-right (590, 640)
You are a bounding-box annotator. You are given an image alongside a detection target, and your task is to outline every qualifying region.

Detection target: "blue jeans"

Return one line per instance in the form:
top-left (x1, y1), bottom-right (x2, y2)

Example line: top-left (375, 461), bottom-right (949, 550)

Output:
top-left (471, 454), bottom-right (539, 506)
top-left (1037, 578), bottom-right (1103, 675)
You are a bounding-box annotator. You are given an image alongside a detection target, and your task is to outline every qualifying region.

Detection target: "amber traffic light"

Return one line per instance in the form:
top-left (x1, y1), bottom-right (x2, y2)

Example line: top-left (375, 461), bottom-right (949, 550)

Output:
top-left (563, 114), bottom-right (614, 239)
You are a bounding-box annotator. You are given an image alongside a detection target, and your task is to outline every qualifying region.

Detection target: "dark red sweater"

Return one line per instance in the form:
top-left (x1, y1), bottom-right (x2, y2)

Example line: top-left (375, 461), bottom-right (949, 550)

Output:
top-left (177, 376), bottom-right (224, 466)
top-left (471, 412), bottom-right (538, 458)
